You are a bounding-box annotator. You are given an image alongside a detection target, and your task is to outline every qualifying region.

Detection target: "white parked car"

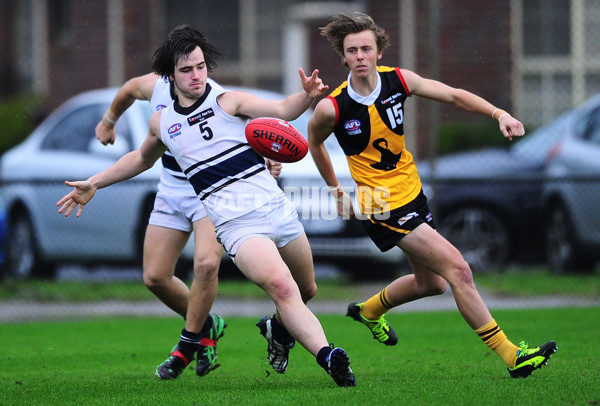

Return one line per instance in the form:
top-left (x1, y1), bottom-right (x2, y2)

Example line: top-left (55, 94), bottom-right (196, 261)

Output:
top-left (0, 86), bottom-right (401, 280)
top-left (0, 88), bottom-right (160, 279)
top-left (542, 93), bottom-right (600, 273)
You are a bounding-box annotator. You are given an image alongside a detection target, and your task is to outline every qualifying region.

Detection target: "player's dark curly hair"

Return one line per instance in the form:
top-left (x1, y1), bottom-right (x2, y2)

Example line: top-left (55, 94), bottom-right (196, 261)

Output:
top-left (320, 13), bottom-right (390, 66)
top-left (151, 25), bottom-right (223, 79)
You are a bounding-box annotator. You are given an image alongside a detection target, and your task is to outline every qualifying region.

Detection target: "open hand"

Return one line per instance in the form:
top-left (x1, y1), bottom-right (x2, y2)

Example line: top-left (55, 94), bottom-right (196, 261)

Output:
top-left (298, 68), bottom-right (329, 99)
top-left (56, 180), bottom-right (97, 218)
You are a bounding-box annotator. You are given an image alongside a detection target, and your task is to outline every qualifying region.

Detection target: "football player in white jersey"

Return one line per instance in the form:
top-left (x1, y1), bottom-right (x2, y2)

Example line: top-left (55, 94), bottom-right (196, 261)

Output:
top-left (96, 74), bottom-right (224, 377)
top-left (96, 72), bottom-right (281, 377)
top-left (58, 26), bottom-right (356, 387)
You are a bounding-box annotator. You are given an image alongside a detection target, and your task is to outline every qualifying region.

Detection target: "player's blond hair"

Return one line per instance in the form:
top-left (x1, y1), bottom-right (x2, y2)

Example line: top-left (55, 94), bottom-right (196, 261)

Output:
top-left (320, 13), bottom-right (390, 63)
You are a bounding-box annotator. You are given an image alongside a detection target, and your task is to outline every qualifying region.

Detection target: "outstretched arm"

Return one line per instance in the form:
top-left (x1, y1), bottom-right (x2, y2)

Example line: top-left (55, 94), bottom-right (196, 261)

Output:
top-left (58, 111), bottom-right (166, 217)
top-left (218, 67), bottom-right (329, 121)
top-left (401, 69), bottom-right (525, 141)
top-left (95, 73), bottom-right (160, 145)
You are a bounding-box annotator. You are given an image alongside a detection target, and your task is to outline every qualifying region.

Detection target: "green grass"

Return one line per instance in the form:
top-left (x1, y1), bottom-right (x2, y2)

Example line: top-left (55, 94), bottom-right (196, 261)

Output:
top-left (0, 278), bottom-right (369, 302)
top-left (1, 308), bottom-right (599, 405)
top-left (475, 269), bottom-right (600, 297)
top-left (1, 268), bottom-right (599, 302)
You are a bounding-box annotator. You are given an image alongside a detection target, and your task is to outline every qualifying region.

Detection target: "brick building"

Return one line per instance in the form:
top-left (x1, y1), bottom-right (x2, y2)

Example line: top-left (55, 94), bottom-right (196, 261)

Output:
top-left (1, 0), bottom-right (598, 157)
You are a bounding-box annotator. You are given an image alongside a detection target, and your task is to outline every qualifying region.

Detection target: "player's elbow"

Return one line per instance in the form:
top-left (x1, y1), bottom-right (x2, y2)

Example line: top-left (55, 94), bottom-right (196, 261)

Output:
top-left (140, 158), bottom-right (156, 171)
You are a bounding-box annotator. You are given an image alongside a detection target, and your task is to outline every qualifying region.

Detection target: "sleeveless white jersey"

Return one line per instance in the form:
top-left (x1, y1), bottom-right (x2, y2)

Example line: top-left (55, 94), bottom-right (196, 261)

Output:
top-left (150, 77), bottom-right (224, 195)
top-left (159, 83), bottom-right (283, 227)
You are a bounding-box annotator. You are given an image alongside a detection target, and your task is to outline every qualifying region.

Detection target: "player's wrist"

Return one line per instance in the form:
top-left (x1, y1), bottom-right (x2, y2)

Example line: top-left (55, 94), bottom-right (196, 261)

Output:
top-left (327, 184), bottom-right (346, 201)
top-left (497, 112), bottom-right (510, 121)
top-left (491, 108), bottom-right (509, 121)
top-left (302, 88), bottom-right (319, 100)
top-left (102, 111), bottom-right (117, 128)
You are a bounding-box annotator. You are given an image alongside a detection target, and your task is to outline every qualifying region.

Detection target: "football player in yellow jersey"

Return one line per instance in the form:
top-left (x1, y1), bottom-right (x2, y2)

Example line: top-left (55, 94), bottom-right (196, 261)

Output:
top-left (308, 13), bottom-right (557, 378)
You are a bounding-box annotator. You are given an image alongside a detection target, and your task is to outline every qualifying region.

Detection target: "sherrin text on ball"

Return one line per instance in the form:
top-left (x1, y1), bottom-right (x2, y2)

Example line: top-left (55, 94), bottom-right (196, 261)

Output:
top-left (245, 117), bottom-right (308, 163)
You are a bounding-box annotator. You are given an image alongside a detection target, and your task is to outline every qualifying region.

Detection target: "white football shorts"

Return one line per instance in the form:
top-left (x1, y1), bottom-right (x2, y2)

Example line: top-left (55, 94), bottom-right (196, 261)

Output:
top-left (216, 195), bottom-right (304, 261)
top-left (148, 191), bottom-right (208, 232)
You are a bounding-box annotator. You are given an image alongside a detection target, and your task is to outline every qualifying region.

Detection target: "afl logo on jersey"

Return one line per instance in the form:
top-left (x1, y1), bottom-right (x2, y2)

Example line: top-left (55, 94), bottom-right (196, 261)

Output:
top-left (344, 119), bottom-right (362, 135)
top-left (156, 104), bottom-right (167, 111)
top-left (168, 123), bottom-right (182, 139)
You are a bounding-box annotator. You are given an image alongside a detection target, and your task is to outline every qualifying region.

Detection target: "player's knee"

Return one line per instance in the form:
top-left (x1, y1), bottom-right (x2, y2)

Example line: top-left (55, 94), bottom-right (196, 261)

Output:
top-left (299, 282), bottom-right (317, 303)
top-left (432, 280), bottom-right (447, 296)
top-left (193, 253), bottom-right (221, 280)
top-left (143, 268), bottom-right (170, 290)
top-left (426, 278), bottom-right (447, 296)
top-left (416, 274), bottom-right (447, 297)
top-left (263, 272), bottom-right (299, 304)
top-left (448, 258), bottom-right (475, 287)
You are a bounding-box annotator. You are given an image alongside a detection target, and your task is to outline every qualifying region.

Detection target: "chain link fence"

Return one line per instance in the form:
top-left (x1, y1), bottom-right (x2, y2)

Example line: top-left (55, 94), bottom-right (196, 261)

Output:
top-left (0, 1), bottom-right (599, 320)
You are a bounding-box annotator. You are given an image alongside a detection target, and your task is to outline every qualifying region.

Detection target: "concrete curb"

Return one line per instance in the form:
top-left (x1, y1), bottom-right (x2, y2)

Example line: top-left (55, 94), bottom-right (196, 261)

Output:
top-left (2, 289), bottom-right (598, 323)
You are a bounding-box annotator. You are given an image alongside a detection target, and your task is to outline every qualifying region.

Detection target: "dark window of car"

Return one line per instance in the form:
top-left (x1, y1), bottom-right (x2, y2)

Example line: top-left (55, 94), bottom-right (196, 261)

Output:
top-left (41, 104), bottom-right (132, 152)
top-left (576, 105), bottom-right (600, 145)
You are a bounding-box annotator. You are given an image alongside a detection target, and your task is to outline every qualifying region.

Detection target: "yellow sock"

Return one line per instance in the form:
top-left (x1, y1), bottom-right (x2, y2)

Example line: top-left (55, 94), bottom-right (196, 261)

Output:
top-left (361, 286), bottom-right (395, 320)
top-left (475, 319), bottom-right (519, 367)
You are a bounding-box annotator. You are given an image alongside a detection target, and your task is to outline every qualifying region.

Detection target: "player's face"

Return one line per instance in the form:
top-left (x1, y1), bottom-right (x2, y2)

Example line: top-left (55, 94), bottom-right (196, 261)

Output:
top-left (171, 46), bottom-right (208, 106)
top-left (342, 30), bottom-right (382, 78)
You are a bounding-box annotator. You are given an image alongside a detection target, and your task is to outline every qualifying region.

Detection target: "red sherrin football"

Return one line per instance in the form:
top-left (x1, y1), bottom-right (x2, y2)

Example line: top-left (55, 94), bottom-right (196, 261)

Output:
top-left (245, 117), bottom-right (308, 163)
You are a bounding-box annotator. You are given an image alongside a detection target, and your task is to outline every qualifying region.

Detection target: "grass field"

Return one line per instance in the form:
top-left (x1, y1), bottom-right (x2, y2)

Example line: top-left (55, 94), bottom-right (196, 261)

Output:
top-left (1, 268), bottom-right (599, 302)
top-left (1, 307), bottom-right (599, 405)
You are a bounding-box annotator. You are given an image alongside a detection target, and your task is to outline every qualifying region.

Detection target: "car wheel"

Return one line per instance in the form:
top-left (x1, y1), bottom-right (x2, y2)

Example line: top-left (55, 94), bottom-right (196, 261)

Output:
top-left (5, 211), bottom-right (56, 280)
top-left (437, 208), bottom-right (510, 273)
top-left (545, 202), bottom-right (593, 273)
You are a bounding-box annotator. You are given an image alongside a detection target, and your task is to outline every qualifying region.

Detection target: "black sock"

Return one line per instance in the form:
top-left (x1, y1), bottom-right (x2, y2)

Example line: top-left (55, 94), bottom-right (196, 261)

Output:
top-left (200, 316), bottom-right (214, 337)
top-left (316, 346), bottom-right (332, 370)
top-left (270, 314), bottom-right (292, 342)
top-left (178, 328), bottom-right (202, 358)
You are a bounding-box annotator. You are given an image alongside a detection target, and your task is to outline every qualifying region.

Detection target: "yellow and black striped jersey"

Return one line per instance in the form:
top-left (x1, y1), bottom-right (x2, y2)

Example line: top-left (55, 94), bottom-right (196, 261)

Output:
top-left (327, 66), bottom-right (422, 215)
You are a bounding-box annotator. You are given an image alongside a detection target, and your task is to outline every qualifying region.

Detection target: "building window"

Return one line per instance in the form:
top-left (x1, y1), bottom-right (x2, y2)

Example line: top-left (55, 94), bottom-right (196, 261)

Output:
top-left (514, 0), bottom-right (600, 127)
top-left (522, 0), bottom-right (570, 56)
top-left (48, 0), bottom-right (71, 46)
top-left (164, 0), bottom-right (282, 89)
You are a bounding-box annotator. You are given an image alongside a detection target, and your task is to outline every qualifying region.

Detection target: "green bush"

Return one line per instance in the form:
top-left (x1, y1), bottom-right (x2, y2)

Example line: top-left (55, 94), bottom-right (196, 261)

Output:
top-left (437, 120), bottom-right (509, 155)
top-left (0, 94), bottom-right (43, 155)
